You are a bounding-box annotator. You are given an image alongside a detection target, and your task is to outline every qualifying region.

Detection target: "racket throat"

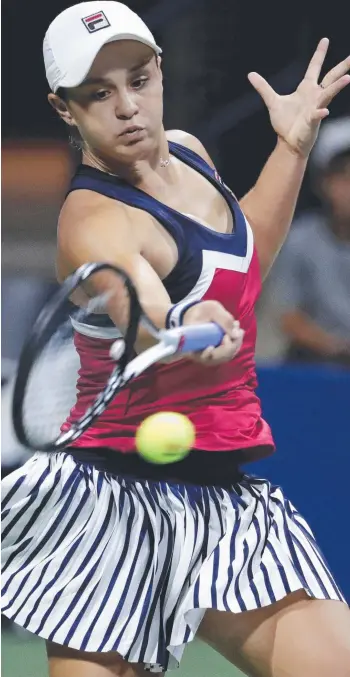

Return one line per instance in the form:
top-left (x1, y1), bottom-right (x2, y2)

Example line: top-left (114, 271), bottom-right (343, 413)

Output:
top-left (122, 343), bottom-right (175, 380)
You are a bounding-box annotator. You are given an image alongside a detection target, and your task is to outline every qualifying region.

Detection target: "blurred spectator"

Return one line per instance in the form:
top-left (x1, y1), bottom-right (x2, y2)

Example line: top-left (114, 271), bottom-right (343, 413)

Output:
top-left (274, 117), bottom-right (350, 367)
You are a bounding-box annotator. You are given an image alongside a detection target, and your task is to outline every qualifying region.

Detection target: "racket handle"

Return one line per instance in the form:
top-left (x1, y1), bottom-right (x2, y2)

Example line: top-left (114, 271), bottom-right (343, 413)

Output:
top-left (163, 322), bottom-right (225, 354)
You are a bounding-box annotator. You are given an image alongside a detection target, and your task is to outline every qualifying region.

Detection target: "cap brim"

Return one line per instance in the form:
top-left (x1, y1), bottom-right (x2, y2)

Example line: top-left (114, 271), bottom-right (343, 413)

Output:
top-left (56, 32), bottom-right (161, 91)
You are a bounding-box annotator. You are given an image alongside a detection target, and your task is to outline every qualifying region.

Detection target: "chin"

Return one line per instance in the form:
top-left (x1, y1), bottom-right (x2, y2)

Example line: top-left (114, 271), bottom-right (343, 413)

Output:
top-left (114, 134), bottom-right (154, 160)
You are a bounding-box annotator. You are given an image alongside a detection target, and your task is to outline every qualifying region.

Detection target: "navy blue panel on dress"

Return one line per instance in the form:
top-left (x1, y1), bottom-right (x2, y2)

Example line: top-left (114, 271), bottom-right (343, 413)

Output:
top-left (68, 141), bottom-right (249, 324)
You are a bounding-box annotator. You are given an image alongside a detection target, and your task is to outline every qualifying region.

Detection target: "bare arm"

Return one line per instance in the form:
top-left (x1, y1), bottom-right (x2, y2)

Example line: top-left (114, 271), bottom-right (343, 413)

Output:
top-left (57, 192), bottom-right (172, 339)
top-left (242, 41), bottom-right (349, 277)
top-left (239, 141), bottom-right (308, 278)
top-left (169, 131), bottom-right (307, 279)
top-left (57, 190), bottom-right (239, 360)
top-left (175, 40), bottom-right (349, 282)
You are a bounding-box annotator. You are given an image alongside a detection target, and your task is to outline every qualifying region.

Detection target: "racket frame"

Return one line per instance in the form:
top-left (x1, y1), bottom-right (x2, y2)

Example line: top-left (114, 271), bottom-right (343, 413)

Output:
top-left (12, 262), bottom-right (142, 451)
top-left (12, 262), bottom-right (224, 452)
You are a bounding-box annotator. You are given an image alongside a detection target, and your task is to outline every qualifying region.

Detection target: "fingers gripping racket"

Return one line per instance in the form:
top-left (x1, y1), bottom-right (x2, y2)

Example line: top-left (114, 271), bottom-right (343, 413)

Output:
top-left (12, 262), bottom-right (224, 452)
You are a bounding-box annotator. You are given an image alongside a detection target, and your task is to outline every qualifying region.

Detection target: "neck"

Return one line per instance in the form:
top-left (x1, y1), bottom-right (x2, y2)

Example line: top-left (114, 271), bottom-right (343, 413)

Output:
top-left (82, 128), bottom-right (172, 186)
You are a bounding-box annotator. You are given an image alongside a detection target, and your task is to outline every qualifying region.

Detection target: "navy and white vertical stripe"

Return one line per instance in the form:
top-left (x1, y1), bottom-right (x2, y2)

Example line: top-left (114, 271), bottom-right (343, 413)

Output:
top-left (1, 453), bottom-right (345, 672)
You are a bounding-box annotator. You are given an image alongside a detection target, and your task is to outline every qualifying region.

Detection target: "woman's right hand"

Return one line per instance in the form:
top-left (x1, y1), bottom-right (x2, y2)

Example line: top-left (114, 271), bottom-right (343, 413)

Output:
top-left (183, 300), bottom-right (244, 366)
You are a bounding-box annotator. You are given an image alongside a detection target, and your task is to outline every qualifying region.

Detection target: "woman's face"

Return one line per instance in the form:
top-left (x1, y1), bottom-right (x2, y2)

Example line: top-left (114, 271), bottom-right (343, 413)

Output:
top-left (52, 40), bottom-right (164, 165)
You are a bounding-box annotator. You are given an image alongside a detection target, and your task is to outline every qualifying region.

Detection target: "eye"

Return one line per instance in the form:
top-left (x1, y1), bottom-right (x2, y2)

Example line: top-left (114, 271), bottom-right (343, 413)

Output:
top-left (131, 76), bottom-right (149, 90)
top-left (92, 89), bottom-right (110, 101)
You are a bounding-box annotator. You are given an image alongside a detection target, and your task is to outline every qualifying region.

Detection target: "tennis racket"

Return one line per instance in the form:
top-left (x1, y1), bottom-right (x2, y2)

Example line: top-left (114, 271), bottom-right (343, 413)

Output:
top-left (12, 262), bottom-right (224, 453)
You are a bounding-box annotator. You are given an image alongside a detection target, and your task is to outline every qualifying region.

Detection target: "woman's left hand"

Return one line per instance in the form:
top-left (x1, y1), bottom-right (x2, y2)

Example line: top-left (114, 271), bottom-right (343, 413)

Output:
top-left (248, 38), bottom-right (350, 158)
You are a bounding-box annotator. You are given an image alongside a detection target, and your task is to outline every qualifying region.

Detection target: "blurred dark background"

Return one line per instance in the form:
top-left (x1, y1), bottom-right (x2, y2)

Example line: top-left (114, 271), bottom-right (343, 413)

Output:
top-left (3, 0), bottom-right (350, 201)
top-left (3, 0), bottom-right (349, 268)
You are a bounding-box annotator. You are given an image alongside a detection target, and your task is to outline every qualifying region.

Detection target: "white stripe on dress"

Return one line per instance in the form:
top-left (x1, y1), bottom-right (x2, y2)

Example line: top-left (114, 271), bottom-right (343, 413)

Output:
top-left (1, 453), bottom-right (345, 672)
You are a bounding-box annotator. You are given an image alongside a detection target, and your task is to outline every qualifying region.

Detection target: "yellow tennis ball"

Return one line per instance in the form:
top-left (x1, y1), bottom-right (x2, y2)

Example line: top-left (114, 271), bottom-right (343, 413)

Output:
top-left (135, 412), bottom-right (195, 464)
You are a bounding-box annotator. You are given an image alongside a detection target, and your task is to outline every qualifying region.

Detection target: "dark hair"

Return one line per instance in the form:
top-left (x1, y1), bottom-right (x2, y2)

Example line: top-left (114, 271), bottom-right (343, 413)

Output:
top-left (56, 86), bottom-right (68, 101)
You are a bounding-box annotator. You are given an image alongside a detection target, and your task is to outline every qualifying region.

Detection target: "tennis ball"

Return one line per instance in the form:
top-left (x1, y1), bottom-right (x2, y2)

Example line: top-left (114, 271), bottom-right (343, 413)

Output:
top-left (135, 412), bottom-right (195, 464)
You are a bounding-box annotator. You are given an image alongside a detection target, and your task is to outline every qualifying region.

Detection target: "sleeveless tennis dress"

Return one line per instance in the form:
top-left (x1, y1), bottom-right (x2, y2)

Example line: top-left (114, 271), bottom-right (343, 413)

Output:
top-left (1, 143), bottom-right (344, 672)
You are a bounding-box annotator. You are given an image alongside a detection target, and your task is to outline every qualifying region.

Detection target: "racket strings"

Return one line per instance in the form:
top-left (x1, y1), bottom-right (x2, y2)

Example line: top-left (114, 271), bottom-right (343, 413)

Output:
top-left (17, 270), bottom-right (136, 450)
top-left (22, 315), bottom-right (80, 448)
top-left (13, 261), bottom-right (222, 452)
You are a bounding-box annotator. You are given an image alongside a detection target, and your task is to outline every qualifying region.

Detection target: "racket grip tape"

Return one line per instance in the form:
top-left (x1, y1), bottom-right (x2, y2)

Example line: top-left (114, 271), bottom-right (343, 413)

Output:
top-left (177, 323), bottom-right (224, 353)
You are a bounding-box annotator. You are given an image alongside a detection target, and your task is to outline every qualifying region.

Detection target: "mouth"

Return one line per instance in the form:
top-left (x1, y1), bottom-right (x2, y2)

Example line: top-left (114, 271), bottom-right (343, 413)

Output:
top-left (119, 126), bottom-right (146, 139)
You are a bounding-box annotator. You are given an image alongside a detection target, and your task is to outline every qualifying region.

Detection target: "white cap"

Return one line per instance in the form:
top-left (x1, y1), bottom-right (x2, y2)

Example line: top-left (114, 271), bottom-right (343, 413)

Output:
top-left (43, 1), bottom-right (162, 93)
top-left (311, 117), bottom-right (350, 172)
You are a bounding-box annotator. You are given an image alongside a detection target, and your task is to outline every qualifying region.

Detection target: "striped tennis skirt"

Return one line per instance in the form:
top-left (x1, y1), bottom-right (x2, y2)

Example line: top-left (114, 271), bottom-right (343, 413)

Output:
top-left (1, 451), bottom-right (345, 672)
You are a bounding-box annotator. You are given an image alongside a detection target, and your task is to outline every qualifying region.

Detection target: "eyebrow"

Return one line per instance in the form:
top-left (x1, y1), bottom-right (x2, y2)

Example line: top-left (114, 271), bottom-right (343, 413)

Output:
top-left (129, 54), bottom-right (154, 72)
top-left (80, 77), bottom-right (111, 87)
top-left (81, 55), bottom-right (154, 88)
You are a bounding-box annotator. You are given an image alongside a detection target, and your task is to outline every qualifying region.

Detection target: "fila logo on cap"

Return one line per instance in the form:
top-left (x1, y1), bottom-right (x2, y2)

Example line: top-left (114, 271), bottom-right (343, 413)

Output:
top-left (82, 11), bottom-right (110, 33)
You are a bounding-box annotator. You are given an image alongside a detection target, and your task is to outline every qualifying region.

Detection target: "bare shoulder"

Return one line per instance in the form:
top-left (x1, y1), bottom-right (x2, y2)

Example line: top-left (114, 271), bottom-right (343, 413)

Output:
top-left (58, 189), bottom-right (146, 239)
top-left (57, 189), bottom-right (146, 280)
top-left (166, 129), bottom-right (215, 169)
top-left (59, 189), bottom-right (125, 225)
top-left (58, 190), bottom-right (129, 249)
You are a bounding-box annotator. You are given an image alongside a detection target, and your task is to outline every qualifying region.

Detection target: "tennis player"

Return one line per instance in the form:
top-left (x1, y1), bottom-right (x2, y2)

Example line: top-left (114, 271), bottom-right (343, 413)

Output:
top-left (2, 3), bottom-right (350, 676)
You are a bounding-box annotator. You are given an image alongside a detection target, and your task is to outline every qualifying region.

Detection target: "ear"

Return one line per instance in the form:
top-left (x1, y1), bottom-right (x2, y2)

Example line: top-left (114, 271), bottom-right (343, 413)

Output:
top-left (48, 93), bottom-right (76, 127)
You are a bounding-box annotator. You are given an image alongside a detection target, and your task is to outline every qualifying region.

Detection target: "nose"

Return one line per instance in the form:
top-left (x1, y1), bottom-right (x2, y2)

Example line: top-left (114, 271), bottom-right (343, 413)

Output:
top-left (115, 90), bottom-right (139, 120)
